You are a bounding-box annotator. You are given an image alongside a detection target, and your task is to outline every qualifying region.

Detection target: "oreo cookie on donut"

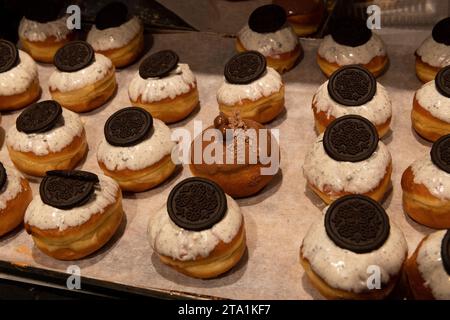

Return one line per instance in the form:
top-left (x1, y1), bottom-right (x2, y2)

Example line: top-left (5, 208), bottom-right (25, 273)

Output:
top-left (224, 51), bottom-right (267, 85)
top-left (0, 39), bottom-right (19, 73)
top-left (54, 41), bottom-right (95, 72)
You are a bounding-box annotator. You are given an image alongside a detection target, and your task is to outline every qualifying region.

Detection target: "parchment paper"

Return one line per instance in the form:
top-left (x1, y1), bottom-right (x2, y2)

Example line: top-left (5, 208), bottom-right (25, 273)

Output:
top-left (0, 27), bottom-right (437, 299)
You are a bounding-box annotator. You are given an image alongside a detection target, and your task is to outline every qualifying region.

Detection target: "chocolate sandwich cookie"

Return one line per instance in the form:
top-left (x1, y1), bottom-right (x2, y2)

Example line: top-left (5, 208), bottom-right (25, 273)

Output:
top-left (167, 177), bottom-right (228, 231)
top-left (328, 65), bottom-right (377, 106)
top-left (323, 115), bottom-right (379, 162)
top-left (442, 230), bottom-right (450, 275)
top-left (40, 170), bottom-right (99, 210)
top-left (325, 195), bottom-right (390, 253)
top-left (431, 134), bottom-right (450, 174)
top-left (95, 2), bottom-right (129, 30)
top-left (139, 50), bottom-right (179, 79)
top-left (24, 0), bottom-right (62, 24)
top-left (435, 66), bottom-right (450, 98)
top-left (104, 107), bottom-right (153, 147)
top-left (0, 39), bottom-right (19, 73)
top-left (54, 41), bottom-right (95, 72)
top-left (0, 162), bottom-right (6, 191)
top-left (432, 17), bottom-right (450, 46)
top-left (248, 4), bottom-right (287, 34)
top-left (16, 100), bottom-right (62, 134)
top-left (224, 51), bottom-right (266, 85)
top-left (330, 18), bottom-right (372, 47)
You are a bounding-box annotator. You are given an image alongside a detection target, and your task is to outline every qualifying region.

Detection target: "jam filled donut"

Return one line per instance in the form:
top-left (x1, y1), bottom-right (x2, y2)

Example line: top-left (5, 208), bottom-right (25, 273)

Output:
top-left (0, 162), bottom-right (32, 237)
top-left (273, 0), bottom-right (325, 36)
top-left (303, 115), bottom-right (392, 204)
top-left (49, 41), bottom-right (116, 112)
top-left (0, 39), bottom-right (40, 111)
top-left (6, 100), bottom-right (87, 177)
top-left (86, 2), bottom-right (144, 68)
top-left (300, 195), bottom-right (408, 300)
top-left (401, 135), bottom-right (450, 228)
top-left (128, 50), bottom-right (199, 123)
top-left (97, 107), bottom-right (177, 192)
top-left (412, 66), bottom-right (450, 141)
top-left (236, 4), bottom-right (302, 73)
top-left (148, 177), bottom-right (246, 278)
top-left (313, 65), bottom-right (392, 138)
top-left (406, 230), bottom-right (450, 300)
top-left (24, 170), bottom-right (123, 260)
top-left (317, 18), bottom-right (388, 78)
top-left (19, 0), bottom-right (75, 63)
top-left (189, 113), bottom-right (279, 198)
top-left (217, 51), bottom-right (284, 124)
top-left (415, 17), bottom-right (450, 83)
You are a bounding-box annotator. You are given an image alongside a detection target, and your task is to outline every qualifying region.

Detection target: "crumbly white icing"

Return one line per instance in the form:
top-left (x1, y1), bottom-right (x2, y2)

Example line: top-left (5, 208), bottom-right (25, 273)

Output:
top-left (411, 155), bottom-right (450, 200)
top-left (148, 195), bottom-right (243, 261)
top-left (303, 134), bottom-right (391, 194)
top-left (48, 53), bottom-right (113, 92)
top-left (18, 15), bottom-right (71, 42)
top-left (237, 24), bottom-right (298, 57)
top-left (416, 36), bottom-right (450, 68)
top-left (416, 230), bottom-right (450, 300)
top-left (87, 16), bottom-right (142, 51)
top-left (313, 81), bottom-right (392, 125)
top-left (302, 213), bottom-right (407, 293)
top-left (415, 80), bottom-right (450, 123)
top-left (128, 63), bottom-right (196, 103)
top-left (0, 50), bottom-right (38, 96)
top-left (318, 33), bottom-right (386, 65)
top-left (24, 175), bottom-right (119, 231)
top-left (216, 67), bottom-right (282, 106)
top-left (0, 166), bottom-right (25, 211)
top-left (6, 108), bottom-right (84, 156)
top-left (97, 118), bottom-right (176, 171)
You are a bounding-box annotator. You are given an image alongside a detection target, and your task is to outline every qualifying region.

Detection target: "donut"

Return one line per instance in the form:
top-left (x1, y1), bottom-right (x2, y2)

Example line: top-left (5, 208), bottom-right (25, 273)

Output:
top-left (300, 195), bottom-right (408, 299)
top-left (0, 40), bottom-right (40, 111)
top-left (128, 50), bottom-right (199, 123)
top-left (412, 66), bottom-right (450, 141)
top-left (312, 65), bottom-right (392, 138)
top-left (415, 17), bottom-right (450, 83)
top-left (401, 135), bottom-right (450, 229)
top-left (405, 230), bottom-right (450, 300)
top-left (86, 2), bottom-right (144, 68)
top-left (317, 18), bottom-right (388, 78)
top-left (6, 101), bottom-right (88, 177)
top-left (0, 163), bottom-right (32, 237)
top-left (49, 41), bottom-right (116, 113)
top-left (303, 115), bottom-right (392, 204)
top-left (236, 4), bottom-right (302, 73)
top-left (97, 107), bottom-right (177, 192)
top-left (148, 177), bottom-right (246, 279)
top-left (189, 113), bottom-right (280, 198)
top-left (217, 51), bottom-right (285, 124)
top-left (24, 170), bottom-right (123, 260)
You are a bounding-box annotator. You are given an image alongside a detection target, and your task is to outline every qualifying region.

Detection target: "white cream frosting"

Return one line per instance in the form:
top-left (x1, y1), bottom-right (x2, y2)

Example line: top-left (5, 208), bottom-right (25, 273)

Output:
top-left (87, 16), bottom-right (142, 51)
top-left (0, 166), bottom-right (25, 211)
top-left (49, 53), bottom-right (113, 92)
top-left (24, 175), bottom-right (119, 231)
top-left (128, 63), bottom-right (196, 103)
top-left (416, 230), bottom-right (450, 300)
top-left (216, 67), bottom-right (282, 106)
top-left (6, 108), bottom-right (84, 156)
top-left (97, 118), bottom-right (176, 171)
top-left (237, 24), bottom-right (298, 57)
top-left (416, 36), bottom-right (450, 68)
top-left (313, 81), bottom-right (392, 125)
top-left (0, 50), bottom-right (38, 96)
top-left (148, 195), bottom-right (243, 261)
top-left (18, 15), bottom-right (71, 42)
top-left (415, 80), bottom-right (450, 123)
top-left (303, 134), bottom-right (391, 194)
top-left (318, 33), bottom-right (386, 65)
top-left (411, 155), bottom-right (450, 200)
top-left (302, 212), bottom-right (408, 293)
